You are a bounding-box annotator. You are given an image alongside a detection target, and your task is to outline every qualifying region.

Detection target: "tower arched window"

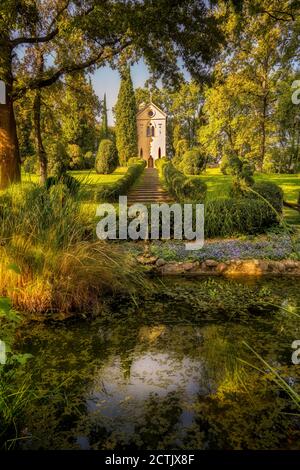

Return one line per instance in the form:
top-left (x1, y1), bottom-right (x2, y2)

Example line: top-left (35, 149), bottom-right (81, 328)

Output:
top-left (147, 125), bottom-right (155, 137)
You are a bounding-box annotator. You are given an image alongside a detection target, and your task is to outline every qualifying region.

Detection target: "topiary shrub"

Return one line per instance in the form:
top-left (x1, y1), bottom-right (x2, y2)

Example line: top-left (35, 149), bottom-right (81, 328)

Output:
top-left (179, 147), bottom-right (207, 175)
top-left (155, 157), bottom-right (169, 173)
top-left (95, 139), bottom-right (118, 174)
top-left (158, 160), bottom-right (207, 203)
top-left (246, 181), bottom-right (284, 214)
top-left (128, 157), bottom-right (144, 166)
top-left (205, 197), bottom-right (278, 238)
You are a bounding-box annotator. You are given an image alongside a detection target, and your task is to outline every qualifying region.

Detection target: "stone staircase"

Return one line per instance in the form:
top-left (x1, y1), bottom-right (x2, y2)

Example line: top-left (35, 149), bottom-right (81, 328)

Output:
top-left (127, 168), bottom-right (172, 205)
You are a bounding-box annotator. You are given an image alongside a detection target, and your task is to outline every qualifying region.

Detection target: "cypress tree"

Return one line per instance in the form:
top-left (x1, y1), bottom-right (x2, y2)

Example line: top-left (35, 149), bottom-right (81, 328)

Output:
top-left (100, 93), bottom-right (108, 140)
top-left (115, 67), bottom-right (138, 165)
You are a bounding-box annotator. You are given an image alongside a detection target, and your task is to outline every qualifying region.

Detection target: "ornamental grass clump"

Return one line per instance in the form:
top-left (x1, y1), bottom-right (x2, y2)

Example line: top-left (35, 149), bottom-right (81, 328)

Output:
top-left (0, 183), bottom-right (147, 315)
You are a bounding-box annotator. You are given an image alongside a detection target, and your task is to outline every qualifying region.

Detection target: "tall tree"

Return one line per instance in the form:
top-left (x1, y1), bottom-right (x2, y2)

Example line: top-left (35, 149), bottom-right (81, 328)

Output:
top-left (100, 93), bottom-right (108, 140)
top-left (115, 67), bottom-right (137, 164)
top-left (0, 0), bottom-right (223, 188)
top-left (199, 0), bottom-right (298, 171)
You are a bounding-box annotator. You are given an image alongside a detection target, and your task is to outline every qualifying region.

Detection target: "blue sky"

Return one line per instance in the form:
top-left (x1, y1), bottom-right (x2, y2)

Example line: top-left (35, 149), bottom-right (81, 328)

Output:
top-left (90, 59), bottom-right (150, 126)
top-left (91, 58), bottom-right (190, 125)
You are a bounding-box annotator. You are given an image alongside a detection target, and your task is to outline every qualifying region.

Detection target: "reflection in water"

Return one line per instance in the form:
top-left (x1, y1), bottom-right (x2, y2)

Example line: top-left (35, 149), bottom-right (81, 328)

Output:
top-left (11, 278), bottom-right (300, 449)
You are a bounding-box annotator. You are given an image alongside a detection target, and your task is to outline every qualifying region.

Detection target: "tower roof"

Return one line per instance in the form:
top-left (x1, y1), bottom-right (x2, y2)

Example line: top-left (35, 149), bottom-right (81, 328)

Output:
top-left (137, 101), bottom-right (167, 118)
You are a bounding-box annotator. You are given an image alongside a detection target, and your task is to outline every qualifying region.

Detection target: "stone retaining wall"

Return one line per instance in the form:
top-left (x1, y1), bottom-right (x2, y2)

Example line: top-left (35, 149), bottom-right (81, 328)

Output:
top-left (137, 255), bottom-right (300, 276)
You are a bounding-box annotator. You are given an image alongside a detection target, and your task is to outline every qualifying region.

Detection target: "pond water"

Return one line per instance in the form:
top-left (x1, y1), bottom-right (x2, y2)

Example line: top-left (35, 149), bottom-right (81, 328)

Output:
top-left (11, 277), bottom-right (300, 449)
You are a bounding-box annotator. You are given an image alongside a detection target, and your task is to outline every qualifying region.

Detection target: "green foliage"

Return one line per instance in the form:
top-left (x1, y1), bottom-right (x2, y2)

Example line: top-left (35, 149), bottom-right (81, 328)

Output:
top-left (0, 296), bottom-right (33, 449)
top-left (227, 153), bottom-right (255, 195)
top-left (174, 139), bottom-right (189, 166)
top-left (47, 141), bottom-right (69, 178)
top-left (220, 154), bottom-right (230, 175)
top-left (95, 139), bottom-right (118, 175)
top-left (0, 182), bottom-right (148, 313)
top-left (99, 93), bottom-right (109, 141)
top-left (23, 155), bottom-right (38, 174)
top-left (158, 160), bottom-right (207, 202)
top-left (68, 144), bottom-right (83, 170)
top-left (45, 174), bottom-right (81, 196)
top-left (246, 181), bottom-right (284, 214)
top-left (205, 198), bottom-right (279, 238)
top-left (115, 67), bottom-right (138, 165)
top-left (179, 147), bottom-right (207, 175)
top-left (83, 151), bottom-right (95, 169)
top-left (95, 160), bottom-right (146, 202)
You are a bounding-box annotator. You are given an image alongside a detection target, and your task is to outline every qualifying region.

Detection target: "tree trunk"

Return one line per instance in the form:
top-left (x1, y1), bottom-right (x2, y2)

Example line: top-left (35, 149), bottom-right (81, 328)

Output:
top-left (259, 94), bottom-right (267, 172)
top-left (33, 89), bottom-right (47, 184)
top-left (33, 50), bottom-right (47, 185)
top-left (0, 81), bottom-right (21, 189)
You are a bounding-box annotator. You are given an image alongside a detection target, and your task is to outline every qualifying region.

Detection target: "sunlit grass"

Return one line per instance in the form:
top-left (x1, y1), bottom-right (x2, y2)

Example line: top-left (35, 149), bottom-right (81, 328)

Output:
top-left (22, 167), bottom-right (127, 186)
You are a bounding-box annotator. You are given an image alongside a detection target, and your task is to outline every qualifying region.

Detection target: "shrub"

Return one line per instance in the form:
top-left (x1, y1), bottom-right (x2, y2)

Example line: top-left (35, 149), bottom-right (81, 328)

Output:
top-left (47, 141), bottom-right (69, 178)
top-left (205, 198), bottom-right (279, 238)
top-left (220, 154), bottom-right (230, 175)
top-left (181, 177), bottom-right (207, 203)
top-left (179, 147), bottom-right (207, 175)
top-left (45, 173), bottom-right (80, 196)
top-left (95, 160), bottom-right (146, 202)
top-left (68, 144), bottom-right (84, 170)
top-left (155, 157), bottom-right (169, 173)
top-left (158, 160), bottom-right (207, 203)
top-left (83, 151), bottom-right (95, 169)
top-left (246, 181), bottom-right (284, 214)
top-left (128, 157), bottom-right (144, 166)
top-left (95, 139), bottom-right (118, 174)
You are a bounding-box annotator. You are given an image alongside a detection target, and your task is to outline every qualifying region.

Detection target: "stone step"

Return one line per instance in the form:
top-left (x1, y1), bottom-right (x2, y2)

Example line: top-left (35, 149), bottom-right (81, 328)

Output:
top-left (127, 168), bottom-right (172, 204)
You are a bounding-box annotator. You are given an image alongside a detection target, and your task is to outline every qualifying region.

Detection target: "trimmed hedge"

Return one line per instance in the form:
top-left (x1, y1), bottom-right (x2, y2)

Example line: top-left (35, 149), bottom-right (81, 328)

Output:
top-left (246, 181), bottom-right (284, 214)
top-left (95, 160), bottom-right (146, 202)
top-left (204, 197), bottom-right (278, 238)
top-left (156, 159), bottom-right (207, 203)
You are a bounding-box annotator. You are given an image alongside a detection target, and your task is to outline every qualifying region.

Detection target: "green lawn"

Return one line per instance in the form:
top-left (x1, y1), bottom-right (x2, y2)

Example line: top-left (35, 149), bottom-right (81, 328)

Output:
top-left (198, 168), bottom-right (300, 225)
top-left (22, 167), bottom-right (127, 187)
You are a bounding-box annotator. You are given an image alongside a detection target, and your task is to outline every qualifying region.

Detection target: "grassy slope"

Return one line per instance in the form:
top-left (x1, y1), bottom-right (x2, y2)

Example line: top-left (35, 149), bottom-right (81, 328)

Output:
top-left (22, 167), bottom-right (128, 186)
top-left (198, 168), bottom-right (300, 226)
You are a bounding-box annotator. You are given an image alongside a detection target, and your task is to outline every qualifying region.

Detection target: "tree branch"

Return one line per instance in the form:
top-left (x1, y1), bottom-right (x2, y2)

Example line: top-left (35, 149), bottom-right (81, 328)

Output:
top-left (13, 40), bottom-right (131, 99)
top-left (10, 4), bottom-right (94, 47)
top-left (260, 9), bottom-right (297, 22)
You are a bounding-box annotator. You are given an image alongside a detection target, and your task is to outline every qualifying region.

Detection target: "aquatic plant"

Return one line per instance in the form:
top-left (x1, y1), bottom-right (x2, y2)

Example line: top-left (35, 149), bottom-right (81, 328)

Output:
top-left (0, 298), bottom-right (33, 449)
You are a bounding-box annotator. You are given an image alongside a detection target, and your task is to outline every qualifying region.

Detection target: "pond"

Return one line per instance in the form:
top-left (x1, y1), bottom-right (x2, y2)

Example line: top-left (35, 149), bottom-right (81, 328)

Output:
top-left (9, 277), bottom-right (300, 449)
